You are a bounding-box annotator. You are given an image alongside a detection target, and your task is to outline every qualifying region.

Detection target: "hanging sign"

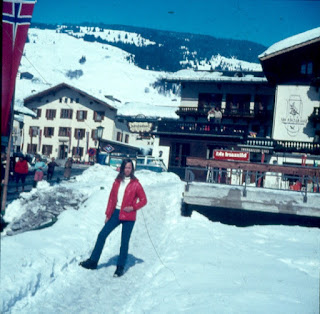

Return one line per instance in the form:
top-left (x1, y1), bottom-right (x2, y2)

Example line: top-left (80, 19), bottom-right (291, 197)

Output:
top-left (128, 122), bottom-right (153, 133)
top-left (102, 145), bottom-right (114, 153)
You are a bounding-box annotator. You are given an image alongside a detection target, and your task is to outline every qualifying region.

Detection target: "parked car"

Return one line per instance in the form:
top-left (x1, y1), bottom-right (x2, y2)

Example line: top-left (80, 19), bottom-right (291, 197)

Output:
top-left (136, 156), bottom-right (167, 173)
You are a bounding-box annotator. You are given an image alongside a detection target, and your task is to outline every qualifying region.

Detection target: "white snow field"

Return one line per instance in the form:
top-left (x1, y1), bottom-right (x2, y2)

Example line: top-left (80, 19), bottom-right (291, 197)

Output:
top-left (1, 165), bottom-right (319, 313)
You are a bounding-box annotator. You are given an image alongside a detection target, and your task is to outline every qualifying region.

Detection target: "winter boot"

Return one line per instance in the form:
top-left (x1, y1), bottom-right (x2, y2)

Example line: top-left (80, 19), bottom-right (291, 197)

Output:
top-left (113, 266), bottom-right (124, 277)
top-left (79, 259), bottom-right (97, 270)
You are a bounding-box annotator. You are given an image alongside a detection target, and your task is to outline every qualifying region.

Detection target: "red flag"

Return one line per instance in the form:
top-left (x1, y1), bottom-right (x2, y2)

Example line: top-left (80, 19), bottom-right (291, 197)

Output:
top-left (2, 0), bottom-right (36, 137)
top-left (38, 128), bottom-right (42, 152)
top-left (68, 128), bottom-right (71, 153)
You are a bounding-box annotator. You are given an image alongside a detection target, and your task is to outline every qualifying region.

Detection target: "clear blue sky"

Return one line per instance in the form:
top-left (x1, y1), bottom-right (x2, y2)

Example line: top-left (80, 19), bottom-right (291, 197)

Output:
top-left (32, 0), bottom-right (320, 47)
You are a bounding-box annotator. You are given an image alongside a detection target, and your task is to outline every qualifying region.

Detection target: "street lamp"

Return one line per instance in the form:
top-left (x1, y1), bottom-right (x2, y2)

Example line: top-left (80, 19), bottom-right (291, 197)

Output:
top-left (96, 126), bottom-right (104, 164)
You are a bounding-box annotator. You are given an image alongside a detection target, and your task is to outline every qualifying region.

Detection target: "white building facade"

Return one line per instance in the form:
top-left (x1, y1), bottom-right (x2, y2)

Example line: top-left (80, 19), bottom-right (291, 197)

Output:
top-left (22, 83), bottom-right (136, 161)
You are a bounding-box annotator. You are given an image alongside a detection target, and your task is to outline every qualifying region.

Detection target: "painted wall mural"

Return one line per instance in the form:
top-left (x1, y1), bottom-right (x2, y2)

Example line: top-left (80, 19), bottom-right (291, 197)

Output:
top-left (273, 85), bottom-right (320, 142)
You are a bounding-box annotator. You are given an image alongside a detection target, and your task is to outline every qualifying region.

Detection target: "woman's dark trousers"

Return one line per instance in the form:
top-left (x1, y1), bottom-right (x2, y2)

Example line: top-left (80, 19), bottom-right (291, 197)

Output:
top-left (90, 209), bottom-right (135, 267)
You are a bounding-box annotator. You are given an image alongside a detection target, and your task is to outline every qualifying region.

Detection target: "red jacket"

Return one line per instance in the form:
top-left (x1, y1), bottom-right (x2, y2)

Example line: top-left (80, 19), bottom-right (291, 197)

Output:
top-left (105, 177), bottom-right (147, 221)
top-left (14, 160), bottom-right (29, 174)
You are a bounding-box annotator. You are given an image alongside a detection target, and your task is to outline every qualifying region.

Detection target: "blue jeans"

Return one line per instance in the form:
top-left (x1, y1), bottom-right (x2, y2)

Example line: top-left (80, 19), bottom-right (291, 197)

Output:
top-left (90, 209), bottom-right (135, 267)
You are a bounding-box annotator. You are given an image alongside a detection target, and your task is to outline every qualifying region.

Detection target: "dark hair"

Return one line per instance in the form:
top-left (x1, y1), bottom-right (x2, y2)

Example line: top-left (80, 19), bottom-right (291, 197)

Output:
top-left (116, 158), bottom-right (135, 181)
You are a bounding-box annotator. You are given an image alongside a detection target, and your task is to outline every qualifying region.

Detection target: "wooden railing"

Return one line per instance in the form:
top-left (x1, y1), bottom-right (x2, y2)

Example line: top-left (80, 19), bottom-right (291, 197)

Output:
top-left (156, 121), bottom-right (248, 137)
top-left (242, 137), bottom-right (320, 154)
top-left (275, 140), bottom-right (320, 154)
top-left (186, 157), bottom-right (320, 177)
top-left (176, 106), bottom-right (271, 119)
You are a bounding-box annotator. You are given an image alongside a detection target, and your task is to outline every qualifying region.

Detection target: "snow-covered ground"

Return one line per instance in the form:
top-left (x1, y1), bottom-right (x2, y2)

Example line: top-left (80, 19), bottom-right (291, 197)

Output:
top-left (1, 166), bottom-right (319, 313)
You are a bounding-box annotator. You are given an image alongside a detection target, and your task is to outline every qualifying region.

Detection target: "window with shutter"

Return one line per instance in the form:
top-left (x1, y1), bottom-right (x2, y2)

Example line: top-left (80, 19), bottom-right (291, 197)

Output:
top-left (46, 109), bottom-right (56, 120)
top-left (94, 111), bottom-right (104, 122)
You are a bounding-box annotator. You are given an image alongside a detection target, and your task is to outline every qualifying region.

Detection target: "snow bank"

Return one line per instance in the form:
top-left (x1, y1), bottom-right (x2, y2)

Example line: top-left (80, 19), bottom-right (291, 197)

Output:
top-left (1, 166), bottom-right (319, 313)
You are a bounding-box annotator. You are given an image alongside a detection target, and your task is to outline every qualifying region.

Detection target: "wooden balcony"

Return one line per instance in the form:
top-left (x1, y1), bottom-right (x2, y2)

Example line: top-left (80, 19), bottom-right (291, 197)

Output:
top-left (274, 140), bottom-right (320, 154)
top-left (155, 119), bottom-right (320, 154)
top-left (175, 106), bottom-right (271, 120)
top-left (156, 120), bottom-right (248, 138)
top-left (243, 138), bottom-right (320, 154)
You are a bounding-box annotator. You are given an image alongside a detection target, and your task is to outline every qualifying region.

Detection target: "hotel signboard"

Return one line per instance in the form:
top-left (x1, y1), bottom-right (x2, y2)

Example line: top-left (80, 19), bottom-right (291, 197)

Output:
top-left (214, 150), bottom-right (250, 162)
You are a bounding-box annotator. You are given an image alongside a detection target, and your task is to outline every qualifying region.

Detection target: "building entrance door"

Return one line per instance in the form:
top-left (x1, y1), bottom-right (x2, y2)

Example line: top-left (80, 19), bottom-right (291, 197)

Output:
top-left (59, 144), bottom-right (68, 159)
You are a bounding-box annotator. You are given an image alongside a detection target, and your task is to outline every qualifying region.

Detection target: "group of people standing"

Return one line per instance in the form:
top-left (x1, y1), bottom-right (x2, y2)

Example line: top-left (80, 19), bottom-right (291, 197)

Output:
top-left (207, 107), bottom-right (222, 123)
top-left (11, 155), bottom-right (74, 192)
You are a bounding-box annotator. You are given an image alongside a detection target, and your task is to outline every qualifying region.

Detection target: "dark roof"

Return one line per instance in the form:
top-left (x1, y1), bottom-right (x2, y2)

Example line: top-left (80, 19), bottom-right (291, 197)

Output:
top-left (24, 82), bottom-right (116, 111)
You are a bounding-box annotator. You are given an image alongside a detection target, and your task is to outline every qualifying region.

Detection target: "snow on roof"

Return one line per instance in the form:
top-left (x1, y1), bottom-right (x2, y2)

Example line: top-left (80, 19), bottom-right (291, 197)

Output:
top-left (163, 69), bottom-right (267, 83)
top-left (117, 101), bottom-right (179, 119)
top-left (259, 27), bottom-right (320, 60)
top-left (24, 82), bottom-right (117, 110)
top-left (13, 105), bottom-right (36, 117)
top-left (13, 114), bottom-right (24, 123)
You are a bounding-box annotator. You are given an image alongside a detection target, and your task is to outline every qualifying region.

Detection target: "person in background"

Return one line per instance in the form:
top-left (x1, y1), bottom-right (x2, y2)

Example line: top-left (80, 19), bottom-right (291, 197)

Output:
top-left (47, 157), bottom-right (58, 181)
top-left (207, 107), bottom-right (215, 121)
top-left (33, 156), bottom-right (47, 188)
top-left (9, 156), bottom-right (16, 181)
top-left (64, 157), bottom-right (73, 180)
top-left (79, 158), bottom-right (147, 277)
top-left (14, 156), bottom-right (29, 192)
top-left (214, 107), bottom-right (222, 124)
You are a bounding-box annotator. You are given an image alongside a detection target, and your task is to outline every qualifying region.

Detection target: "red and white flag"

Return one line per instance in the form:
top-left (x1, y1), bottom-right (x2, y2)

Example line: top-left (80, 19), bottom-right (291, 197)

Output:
top-left (2, 0), bottom-right (36, 137)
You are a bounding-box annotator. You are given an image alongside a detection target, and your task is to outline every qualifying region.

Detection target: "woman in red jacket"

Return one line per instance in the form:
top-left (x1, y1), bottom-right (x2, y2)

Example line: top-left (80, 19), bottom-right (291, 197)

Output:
top-left (80, 158), bottom-right (147, 277)
top-left (14, 156), bottom-right (29, 192)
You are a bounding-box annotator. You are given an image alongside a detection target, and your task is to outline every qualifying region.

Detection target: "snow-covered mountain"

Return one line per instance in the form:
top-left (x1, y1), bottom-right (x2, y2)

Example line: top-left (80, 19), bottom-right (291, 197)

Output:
top-left (16, 24), bottom-right (263, 118)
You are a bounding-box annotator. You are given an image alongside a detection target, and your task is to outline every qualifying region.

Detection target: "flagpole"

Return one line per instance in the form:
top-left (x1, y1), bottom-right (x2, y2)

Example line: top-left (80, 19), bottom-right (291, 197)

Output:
top-left (1, 94), bottom-right (15, 214)
top-left (1, 0), bottom-right (37, 216)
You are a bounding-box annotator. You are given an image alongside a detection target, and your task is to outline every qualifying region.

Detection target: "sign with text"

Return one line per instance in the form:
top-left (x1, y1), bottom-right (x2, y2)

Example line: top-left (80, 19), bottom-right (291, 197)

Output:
top-left (214, 150), bottom-right (250, 162)
top-left (128, 122), bottom-right (153, 133)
